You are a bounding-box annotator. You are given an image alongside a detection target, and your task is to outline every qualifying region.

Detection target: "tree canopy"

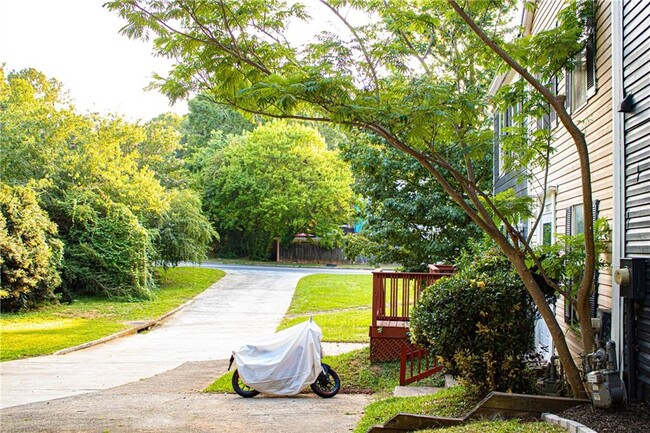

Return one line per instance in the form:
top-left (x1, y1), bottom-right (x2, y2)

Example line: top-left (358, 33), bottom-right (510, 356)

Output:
top-left (341, 133), bottom-right (486, 270)
top-left (202, 120), bottom-right (353, 259)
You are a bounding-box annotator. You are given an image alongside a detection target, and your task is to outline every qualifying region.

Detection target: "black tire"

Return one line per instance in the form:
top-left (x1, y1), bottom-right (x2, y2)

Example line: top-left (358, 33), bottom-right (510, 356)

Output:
top-left (232, 369), bottom-right (259, 398)
top-left (310, 363), bottom-right (340, 398)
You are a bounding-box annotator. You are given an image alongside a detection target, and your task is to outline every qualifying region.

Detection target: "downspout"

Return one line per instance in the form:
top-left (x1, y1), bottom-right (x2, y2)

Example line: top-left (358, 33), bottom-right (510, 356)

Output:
top-left (610, 0), bottom-right (625, 381)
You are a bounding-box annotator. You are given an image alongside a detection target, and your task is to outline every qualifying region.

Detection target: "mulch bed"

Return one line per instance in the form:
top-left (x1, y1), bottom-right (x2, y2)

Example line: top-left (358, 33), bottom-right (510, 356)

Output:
top-left (557, 401), bottom-right (650, 432)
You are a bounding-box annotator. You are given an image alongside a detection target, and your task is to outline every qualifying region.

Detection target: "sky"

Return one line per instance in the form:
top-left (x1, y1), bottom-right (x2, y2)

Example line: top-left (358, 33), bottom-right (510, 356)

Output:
top-left (0, 0), bottom-right (364, 122)
top-left (0, 0), bottom-right (187, 122)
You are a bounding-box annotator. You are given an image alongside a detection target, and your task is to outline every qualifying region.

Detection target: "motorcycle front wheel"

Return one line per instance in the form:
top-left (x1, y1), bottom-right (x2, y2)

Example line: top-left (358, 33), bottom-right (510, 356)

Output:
top-left (232, 369), bottom-right (260, 398)
top-left (310, 363), bottom-right (340, 398)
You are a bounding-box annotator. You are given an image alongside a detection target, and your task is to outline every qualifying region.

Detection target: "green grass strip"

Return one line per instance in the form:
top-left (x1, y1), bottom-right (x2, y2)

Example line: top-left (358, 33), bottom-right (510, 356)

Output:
top-left (418, 420), bottom-right (566, 433)
top-left (353, 386), bottom-right (477, 433)
top-left (278, 309), bottom-right (371, 342)
top-left (0, 267), bottom-right (224, 361)
top-left (285, 274), bottom-right (372, 314)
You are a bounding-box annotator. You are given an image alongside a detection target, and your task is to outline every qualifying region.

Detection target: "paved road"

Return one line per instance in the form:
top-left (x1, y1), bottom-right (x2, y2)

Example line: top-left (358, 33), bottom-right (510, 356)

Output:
top-left (0, 264), bottom-right (370, 410)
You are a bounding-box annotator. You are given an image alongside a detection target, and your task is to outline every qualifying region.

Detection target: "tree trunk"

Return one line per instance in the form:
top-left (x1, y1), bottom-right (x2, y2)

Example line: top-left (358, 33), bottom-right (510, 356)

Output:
top-left (507, 252), bottom-right (588, 399)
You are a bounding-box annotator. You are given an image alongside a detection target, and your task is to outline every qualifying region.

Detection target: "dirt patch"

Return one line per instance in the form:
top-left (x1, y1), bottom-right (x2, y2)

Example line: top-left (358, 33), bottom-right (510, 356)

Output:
top-left (557, 401), bottom-right (650, 433)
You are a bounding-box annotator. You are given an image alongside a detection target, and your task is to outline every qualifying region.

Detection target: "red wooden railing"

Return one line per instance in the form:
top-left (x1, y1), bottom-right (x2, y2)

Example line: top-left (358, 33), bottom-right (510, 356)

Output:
top-left (371, 270), bottom-right (450, 327)
top-left (400, 345), bottom-right (443, 386)
top-left (370, 266), bottom-right (455, 362)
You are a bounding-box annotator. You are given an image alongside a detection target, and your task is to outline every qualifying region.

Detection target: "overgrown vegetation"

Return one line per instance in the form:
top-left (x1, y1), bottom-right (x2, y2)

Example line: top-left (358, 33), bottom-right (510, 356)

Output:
top-left (0, 267), bottom-right (224, 361)
top-left (0, 68), bottom-right (216, 310)
top-left (200, 120), bottom-right (354, 259)
top-left (411, 242), bottom-right (539, 395)
top-left (0, 183), bottom-right (63, 311)
top-left (340, 136), bottom-right (485, 271)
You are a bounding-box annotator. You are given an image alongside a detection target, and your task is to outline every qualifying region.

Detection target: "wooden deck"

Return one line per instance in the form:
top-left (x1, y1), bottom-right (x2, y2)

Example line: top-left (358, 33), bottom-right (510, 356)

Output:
top-left (369, 266), bottom-right (454, 361)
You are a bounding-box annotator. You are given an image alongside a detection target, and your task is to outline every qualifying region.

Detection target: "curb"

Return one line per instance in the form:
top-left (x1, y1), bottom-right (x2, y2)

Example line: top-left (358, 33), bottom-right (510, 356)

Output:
top-left (54, 299), bottom-right (195, 355)
top-left (542, 413), bottom-right (598, 433)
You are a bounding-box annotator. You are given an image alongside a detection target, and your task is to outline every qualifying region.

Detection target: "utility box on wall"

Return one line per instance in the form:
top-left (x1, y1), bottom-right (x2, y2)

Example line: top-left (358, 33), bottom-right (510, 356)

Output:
top-left (615, 258), bottom-right (648, 300)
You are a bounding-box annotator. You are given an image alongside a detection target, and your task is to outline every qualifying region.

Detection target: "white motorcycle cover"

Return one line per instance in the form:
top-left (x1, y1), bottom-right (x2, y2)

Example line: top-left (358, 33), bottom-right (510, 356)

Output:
top-left (233, 318), bottom-right (323, 395)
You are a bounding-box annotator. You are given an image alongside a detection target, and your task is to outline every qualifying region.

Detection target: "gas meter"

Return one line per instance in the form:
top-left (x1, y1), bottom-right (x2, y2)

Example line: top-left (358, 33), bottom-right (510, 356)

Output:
top-left (585, 340), bottom-right (626, 408)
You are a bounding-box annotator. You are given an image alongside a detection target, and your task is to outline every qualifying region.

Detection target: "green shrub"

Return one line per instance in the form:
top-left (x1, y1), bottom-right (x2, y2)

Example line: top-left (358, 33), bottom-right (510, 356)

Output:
top-left (154, 189), bottom-right (217, 268)
top-left (410, 244), bottom-right (538, 396)
top-left (59, 189), bottom-right (154, 299)
top-left (0, 183), bottom-right (63, 312)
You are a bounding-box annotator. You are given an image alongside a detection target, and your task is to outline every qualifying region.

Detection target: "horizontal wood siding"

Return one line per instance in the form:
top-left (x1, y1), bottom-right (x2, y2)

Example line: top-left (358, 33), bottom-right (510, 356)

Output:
top-left (528, 0), bottom-right (614, 360)
top-left (623, 0), bottom-right (650, 402)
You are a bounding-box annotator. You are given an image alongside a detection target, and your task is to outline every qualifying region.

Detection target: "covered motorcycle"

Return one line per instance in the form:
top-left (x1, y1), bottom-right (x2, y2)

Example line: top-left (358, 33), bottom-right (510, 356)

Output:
top-left (230, 318), bottom-right (340, 397)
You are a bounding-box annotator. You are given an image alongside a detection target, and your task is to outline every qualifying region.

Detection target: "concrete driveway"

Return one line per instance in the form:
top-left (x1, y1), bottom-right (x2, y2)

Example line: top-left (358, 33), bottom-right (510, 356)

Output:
top-left (0, 264), bottom-right (369, 410)
top-left (1, 359), bottom-right (371, 433)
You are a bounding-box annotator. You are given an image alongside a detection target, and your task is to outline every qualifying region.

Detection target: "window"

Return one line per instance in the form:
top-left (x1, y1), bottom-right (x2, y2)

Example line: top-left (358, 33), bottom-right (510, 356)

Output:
top-left (572, 203), bottom-right (584, 235)
top-left (563, 201), bottom-right (599, 324)
top-left (537, 77), bottom-right (558, 131)
top-left (537, 193), bottom-right (555, 247)
top-left (570, 49), bottom-right (588, 110)
top-left (496, 106), bottom-right (513, 176)
top-left (566, 25), bottom-right (596, 112)
top-left (542, 222), bottom-right (552, 246)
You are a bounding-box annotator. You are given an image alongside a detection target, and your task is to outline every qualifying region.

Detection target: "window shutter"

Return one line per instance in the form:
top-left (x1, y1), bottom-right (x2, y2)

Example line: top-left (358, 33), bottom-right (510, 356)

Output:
top-left (564, 207), bottom-right (573, 323)
top-left (494, 112), bottom-right (500, 181)
top-left (565, 207), bottom-right (572, 236)
top-left (565, 71), bottom-right (573, 113)
top-left (550, 77), bottom-right (558, 126)
top-left (586, 30), bottom-right (596, 97)
top-left (590, 199), bottom-right (600, 317)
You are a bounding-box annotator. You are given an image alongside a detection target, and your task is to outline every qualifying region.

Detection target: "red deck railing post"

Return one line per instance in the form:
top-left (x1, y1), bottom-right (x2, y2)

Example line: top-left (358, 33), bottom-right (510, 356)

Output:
top-left (400, 344), bottom-right (408, 385)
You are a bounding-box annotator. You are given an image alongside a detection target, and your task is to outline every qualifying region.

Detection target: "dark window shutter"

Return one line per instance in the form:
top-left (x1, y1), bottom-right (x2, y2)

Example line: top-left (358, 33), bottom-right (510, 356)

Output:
top-left (564, 207), bottom-right (574, 323)
top-left (586, 30), bottom-right (596, 97)
top-left (565, 71), bottom-right (573, 113)
top-left (494, 112), bottom-right (500, 181)
top-left (550, 77), bottom-right (558, 126)
top-left (590, 199), bottom-right (600, 317)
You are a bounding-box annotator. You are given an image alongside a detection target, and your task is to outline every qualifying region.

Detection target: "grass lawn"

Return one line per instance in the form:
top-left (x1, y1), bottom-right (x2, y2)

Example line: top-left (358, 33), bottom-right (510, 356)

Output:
top-left (285, 274), bottom-right (372, 313)
top-left (417, 421), bottom-right (566, 433)
top-left (0, 267), bottom-right (225, 361)
top-left (276, 273), bottom-right (372, 342)
top-left (277, 309), bottom-right (371, 342)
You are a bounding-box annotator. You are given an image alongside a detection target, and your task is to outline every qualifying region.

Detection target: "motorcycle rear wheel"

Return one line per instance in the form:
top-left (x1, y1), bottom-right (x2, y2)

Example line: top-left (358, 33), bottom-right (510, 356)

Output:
top-left (232, 370), bottom-right (260, 398)
top-left (310, 363), bottom-right (340, 398)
